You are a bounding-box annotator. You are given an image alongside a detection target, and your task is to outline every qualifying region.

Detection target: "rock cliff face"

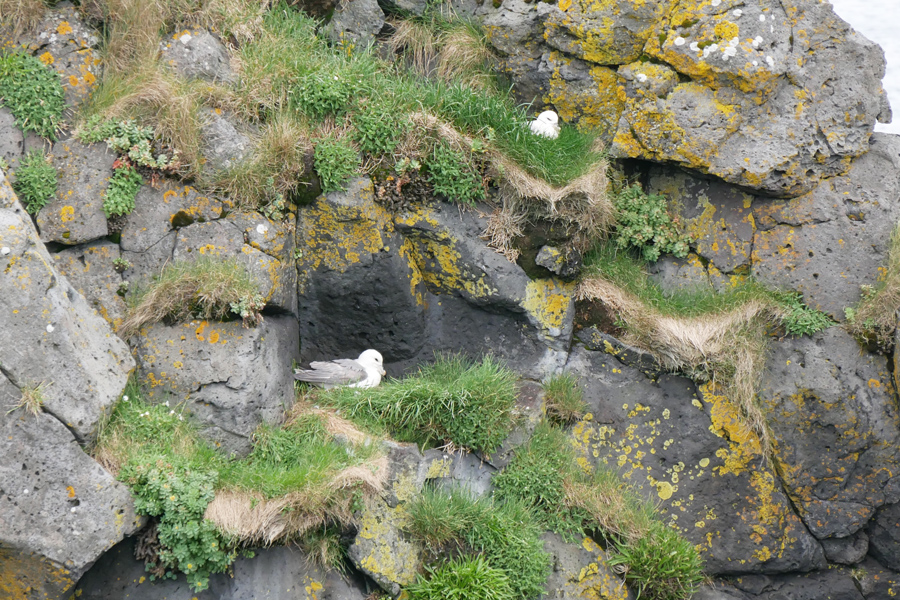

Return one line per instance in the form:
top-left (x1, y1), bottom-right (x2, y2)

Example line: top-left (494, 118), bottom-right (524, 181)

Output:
top-left (3, 1), bottom-right (900, 599)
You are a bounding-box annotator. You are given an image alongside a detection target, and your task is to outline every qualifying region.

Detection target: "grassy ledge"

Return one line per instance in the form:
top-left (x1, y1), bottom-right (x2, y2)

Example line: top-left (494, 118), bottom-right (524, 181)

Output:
top-left (577, 244), bottom-right (834, 456)
top-left (92, 380), bottom-right (385, 591)
top-left (846, 224), bottom-right (900, 351)
top-left (314, 353), bottom-right (518, 453)
top-left (118, 257), bottom-right (265, 338)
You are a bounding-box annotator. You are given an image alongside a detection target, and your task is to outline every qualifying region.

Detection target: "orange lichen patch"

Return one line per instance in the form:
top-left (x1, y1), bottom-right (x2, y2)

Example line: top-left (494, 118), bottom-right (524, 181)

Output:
top-left (39, 51), bottom-right (54, 65)
top-left (60, 206), bottom-right (75, 223)
top-left (0, 550), bottom-right (74, 600)
top-left (523, 279), bottom-right (575, 333)
top-left (546, 54), bottom-right (622, 135)
top-left (56, 21), bottom-right (73, 35)
top-left (397, 238), bottom-right (427, 307)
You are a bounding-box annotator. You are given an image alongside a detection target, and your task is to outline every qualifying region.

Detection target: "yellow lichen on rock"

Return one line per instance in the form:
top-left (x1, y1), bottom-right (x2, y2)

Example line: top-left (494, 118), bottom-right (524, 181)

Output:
top-left (523, 279), bottom-right (575, 334)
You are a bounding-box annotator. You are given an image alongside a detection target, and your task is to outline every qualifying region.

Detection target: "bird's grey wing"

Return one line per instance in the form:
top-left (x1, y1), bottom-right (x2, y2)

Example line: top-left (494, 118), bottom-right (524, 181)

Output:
top-left (294, 359), bottom-right (366, 385)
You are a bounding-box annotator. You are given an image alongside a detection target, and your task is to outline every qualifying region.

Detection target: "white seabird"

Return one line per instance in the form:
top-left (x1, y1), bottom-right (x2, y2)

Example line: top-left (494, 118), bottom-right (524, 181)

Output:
top-left (293, 349), bottom-right (386, 389)
top-left (529, 110), bottom-right (560, 139)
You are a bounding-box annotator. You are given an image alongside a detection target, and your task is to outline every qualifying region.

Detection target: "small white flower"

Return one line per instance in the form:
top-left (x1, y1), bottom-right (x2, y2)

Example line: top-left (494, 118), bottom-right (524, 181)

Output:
top-left (170, 410), bottom-right (175, 415)
top-left (178, 415), bottom-right (184, 421)
top-left (690, 41), bottom-right (701, 52)
top-left (674, 36), bottom-right (686, 46)
top-left (0, 247), bottom-right (9, 255)
top-left (164, 401), bottom-right (170, 407)
top-left (759, 14), bottom-right (767, 22)
top-left (636, 73), bottom-right (649, 83)
top-left (122, 395), bottom-right (129, 402)
top-left (333, 76), bottom-right (338, 80)
top-left (733, 9), bottom-right (743, 17)
top-left (46, 324), bottom-right (54, 333)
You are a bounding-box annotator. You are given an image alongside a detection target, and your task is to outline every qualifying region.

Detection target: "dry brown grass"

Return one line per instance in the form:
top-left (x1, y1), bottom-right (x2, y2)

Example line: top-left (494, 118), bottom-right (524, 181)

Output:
top-left (118, 257), bottom-right (261, 338)
top-left (847, 225), bottom-right (900, 350)
top-left (563, 479), bottom-right (654, 544)
top-left (287, 397), bottom-right (372, 446)
top-left (577, 276), bottom-right (778, 453)
top-left (0, 0), bottom-right (47, 35)
top-left (7, 381), bottom-right (49, 417)
top-left (482, 199), bottom-right (526, 262)
top-left (389, 19), bottom-right (437, 78)
top-left (205, 455), bottom-right (388, 545)
top-left (210, 109), bottom-right (313, 209)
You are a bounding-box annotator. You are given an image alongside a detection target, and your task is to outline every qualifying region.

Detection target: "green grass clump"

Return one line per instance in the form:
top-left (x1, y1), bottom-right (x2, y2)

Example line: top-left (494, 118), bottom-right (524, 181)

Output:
top-left (12, 150), bottom-right (56, 214)
top-left (406, 555), bottom-right (513, 600)
top-left (314, 136), bottom-right (361, 193)
top-left (103, 164), bottom-right (143, 217)
top-left (542, 373), bottom-right (586, 424)
top-left (607, 521), bottom-right (705, 600)
top-left (492, 422), bottom-right (704, 600)
top-left (407, 488), bottom-right (550, 600)
top-left (612, 185), bottom-right (690, 262)
top-left (0, 50), bottom-right (64, 139)
top-left (426, 141), bottom-right (484, 206)
top-left (117, 257), bottom-right (265, 337)
top-left (319, 354), bottom-right (517, 453)
top-left (94, 380), bottom-right (382, 591)
top-left (846, 225), bottom-right (900, 351)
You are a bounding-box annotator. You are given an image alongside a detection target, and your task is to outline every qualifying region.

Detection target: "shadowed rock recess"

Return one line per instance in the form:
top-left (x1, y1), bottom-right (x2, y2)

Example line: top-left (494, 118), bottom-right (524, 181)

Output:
top-left (2, 0), bottom-right (900, 599)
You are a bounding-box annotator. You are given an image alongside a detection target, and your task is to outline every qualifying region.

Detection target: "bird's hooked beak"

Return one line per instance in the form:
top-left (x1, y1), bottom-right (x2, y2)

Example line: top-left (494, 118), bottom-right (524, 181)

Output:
top-left (380, 368), bottom-right (386, 376)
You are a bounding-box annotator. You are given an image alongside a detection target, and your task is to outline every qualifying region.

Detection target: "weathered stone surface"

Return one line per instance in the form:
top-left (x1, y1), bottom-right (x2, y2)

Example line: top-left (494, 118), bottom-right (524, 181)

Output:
top-left (693, 583), bottom-right (750, 600)
top-left (430, 450), bottom-right (496, 498)
top-left (8, 5), bottom-right (102, 110)
top-left (1, 375), bottom-right (140, 600)
top-left (867, 502), bottom-right (900, 571)
top-left (75, 536), bottom-right (368, 600)
top-left (326, 0), bottom-right (385, 49)
top-left (160, 29), bottom-right (233, 83)
top-left (484, 0), bottom-right (892, 196)
top-left (751, 134), bottom-right (900, 319)
top-left (759, 329), bottom-right (900, 539)
top-left (856, 557), bottom-right (900, 599)
top-left (173, 214), bottom-right (295, 312)
top-left (347, 497), bottom-right (423, 596)
top-left (53, 241), bottom-right (127, 328)
top-left (535, 245), bottom-right (581, 279)
top-left (37, 139), bottom-right (114, 245)
top-left (199, 108), bottom-right (250, 174)
top-left (821, 531), bottom-right (869, 566)
top-left (541, 532), bottom-right (631, 599)
top-left (648, 254), bottom-right (713, 293)
top-left (565, 343), bottom-right (826, 575)
top-left (0, 107), bottom-right (42, 169)
top-left (132, 316), bottom-right (299, 456)
top-left (120, 182), bottom-right (224, 282)
top-left (1, 172), bottom-right (134, 441)
top-left (747, 567), bottom-right (865, 600)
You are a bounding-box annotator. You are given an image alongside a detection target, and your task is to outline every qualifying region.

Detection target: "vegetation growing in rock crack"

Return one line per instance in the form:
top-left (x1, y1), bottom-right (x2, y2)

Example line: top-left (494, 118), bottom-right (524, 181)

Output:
top-left (313, 135), bottom-right (361, 193)
top-left (492, 422), bottom-right (705, 600)
top-left (846, 224), bottom-right (900, 351)
top-left (406, 554), bottom-right (513, 600)
top-left (12, 149), bottom-right (56, 214)
top-left (92, 380), bottom-right (386, 591)
top-left (0, 49), bottom-right (64, 139)
top-left (315, 353), bottom-right (518, 453)
top-left (542, 372), bottom-right (587, 425)
top-left (612, 184), bottom-right (690, 262)
top-left (7, 381), bottom-right (49, 416)
top-left (117, 257), bottom-right (266, 338)
top-left (407, 488), bottom-right (550, 600)
top-left (77, 116), bottom-right (176, 170)
top-left (102, 163), bottom-right (143, 218)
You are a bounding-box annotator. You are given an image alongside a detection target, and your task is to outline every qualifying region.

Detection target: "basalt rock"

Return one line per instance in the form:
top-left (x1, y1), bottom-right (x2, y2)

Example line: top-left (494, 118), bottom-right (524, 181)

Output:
top-left (160, 29), bottom-right (233, 84)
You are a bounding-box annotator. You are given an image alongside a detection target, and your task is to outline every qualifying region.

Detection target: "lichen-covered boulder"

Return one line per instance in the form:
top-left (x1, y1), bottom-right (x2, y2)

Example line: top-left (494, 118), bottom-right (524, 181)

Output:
top-left (53, 241), bottom-right (127, 328)
top-left (0, 396), bottom-right (141, 600)
top-left (541, 532), bottom-right (632, 599)
top-left (759, 328), bottom-right (900, 540)
top-left (132, 316), bottom-right (300, 456)
top-left (347, 498), bottom-right (424, 596)
top-left (6, 5), bottom-right (102, 110)
top-left (160, 29), bottom-right (233, 84)
top-left (0, 171), bottom-right (134, 441)
top-left (483, 0), bottom-right (891, 196)
top-left (37, 138), bottom-right (115, 245)
top-left (74, 536), bottom-right (368, 599)
top-left (119, 181), bottom-right (224, 283)
top-left (565, 344), bottom-right (826, 575)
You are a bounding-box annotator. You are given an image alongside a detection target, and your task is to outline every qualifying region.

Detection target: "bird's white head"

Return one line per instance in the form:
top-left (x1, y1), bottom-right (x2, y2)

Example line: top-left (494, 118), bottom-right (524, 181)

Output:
top-left (538, 110), bottom-right (559, 125)
top-left (358, 349), bottom-right (386, 376)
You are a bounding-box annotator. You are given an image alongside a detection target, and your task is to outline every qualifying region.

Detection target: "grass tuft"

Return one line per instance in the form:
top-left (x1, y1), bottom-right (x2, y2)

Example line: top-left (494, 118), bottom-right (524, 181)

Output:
top-left (0, 0), bottom-right (48, 35)
top-left (7, 381), bottom-right (49, 416)
top-left (846, 225), bottom-right (900, 351)
top-left (118, 257), bottom-right (264, 338)
top-left (406, 554), bottom-right (513, 600)
top-left (542, 373), bottom-right (586, 424)
top-left (407, 488), bottom-right (550, 600)
top-left (317, 354), bottom-right (518, 453)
